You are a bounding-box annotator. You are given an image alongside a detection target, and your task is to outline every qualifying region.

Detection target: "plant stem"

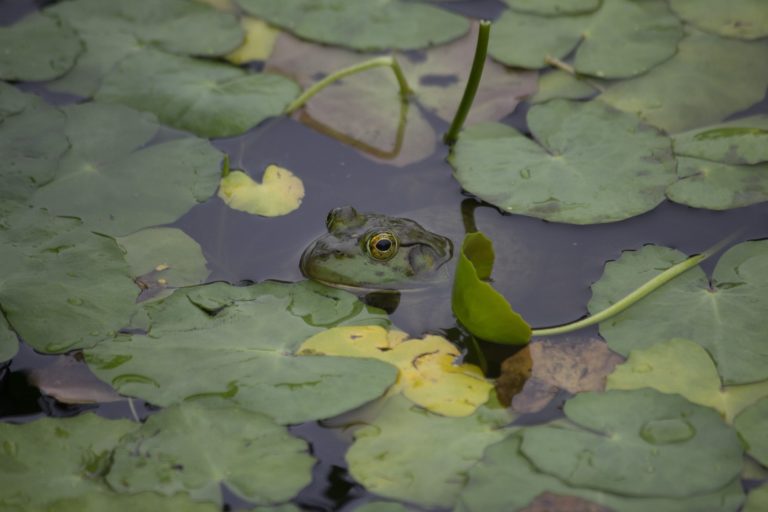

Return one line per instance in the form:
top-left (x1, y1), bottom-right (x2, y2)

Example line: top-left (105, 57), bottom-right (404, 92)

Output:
top-left (285, 55), bottom-right (411, 114)
top-left (443, 20), bottom-right (491, 145)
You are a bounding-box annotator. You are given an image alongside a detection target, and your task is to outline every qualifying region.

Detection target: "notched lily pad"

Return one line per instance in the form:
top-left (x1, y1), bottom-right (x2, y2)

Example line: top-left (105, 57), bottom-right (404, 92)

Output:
top-left (236, 0), bottom-right (470, 51)
top-left (218, 165), bottom-right (305, 217)
top-left (449, 99), bottom-right (676, 224)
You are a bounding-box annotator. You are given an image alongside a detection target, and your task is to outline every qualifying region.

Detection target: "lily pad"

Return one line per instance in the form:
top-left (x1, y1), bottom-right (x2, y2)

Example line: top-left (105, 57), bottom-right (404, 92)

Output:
top-left (529, 70), bottom-right (598, 104)
top-left (84, 281), bottom-right (396, 424)
top-left (31, 102), bottom-right (223, 235)
top-left (226, 17), bottom-right (280, 64)
top-left (589, 242), bottom-right (768, 385)
top-left (298, 325), bottom-right (493, 417)
top-left (35, 493), bottom-right (220, 512)
top-left (521, 389), bottom-right (743, 497)
top-left (734, 398), bottom-right (768, 467)
top-left (0, 313), bottom-right (18, 364)
top-left (107, 401), bottom-right (313, 504)
top-left (0, 413), bottom-right (138, 509)
top-left (0, 12), bottom-right (82, 82)
top-left (451, 232), bottom-right (531, 344)
top-left (504, 0), bottom-right (601, 16)
top-left (673, 115), bottom-right (768, 165)
top-left (607, 338), bottom-right (768, 422)
top-left (600, 29), bottom-right (768, 133)
top-left (95, 49), bottom-right (299, 138)
top-left (0, 81), bottom-right (40, 119)
top-left (490, 0), bottom-right (682, 78)
top-left (457, 434), bottom-right (746, 512)
top-left (0, 208), bottom-right (138, 353)
top-left (46, 0), bottom-right (243, 96)
top-left (448, 100), bottom-right (676, 224)
top-left (236, 0), bottom-right (469, 51)
top-left (346, 394), bottom-right (511, 508)
top-left (744, 483), bottom-right (768, 512)
top-left (670, 0), bottom-right (768, 40)
top-left (666, 158), bottom-right (768, 211)
top-left (218, 165), bottom-right (305, 217)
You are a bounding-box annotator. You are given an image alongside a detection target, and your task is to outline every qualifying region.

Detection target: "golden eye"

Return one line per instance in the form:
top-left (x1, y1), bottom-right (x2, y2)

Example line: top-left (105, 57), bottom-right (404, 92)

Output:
top-left (367, 231), bottom-right (398, 261)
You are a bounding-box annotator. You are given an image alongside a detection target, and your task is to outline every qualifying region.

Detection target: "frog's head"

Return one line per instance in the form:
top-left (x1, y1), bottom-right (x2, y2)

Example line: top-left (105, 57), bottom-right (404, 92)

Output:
top-left (300, 206), bottom-right (453, 290)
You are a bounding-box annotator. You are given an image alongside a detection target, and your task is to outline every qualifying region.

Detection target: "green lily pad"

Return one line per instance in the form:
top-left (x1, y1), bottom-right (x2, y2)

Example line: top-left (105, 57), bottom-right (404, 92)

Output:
top-left (0, 413), bottom-right (138, 509)
top-left (0, 81), bottom-right (40, 119)
top-left (670, 0), bottom-right (768, 40)
top-left (0, 312), bottom-right (18, 364)
top-left (34, 493), bottom-right (220, 512)
top-left (666, 157), bottom-right (768, 210)
top-left (734, 398), bottom-right (768, 467)
top-left (457, 434), bottom-right (746, 512)
top-left (346, 395), bottom-right (511, 508)
top-left (45, 0), bottom-right (243, 97)
top-left (107, 401), bottom-right (313, 504)
top-left (236, 0), bottom-right (469, 51)
top-left (607, 338), bottom-right (768, 422)
top-left (31, 102), bottom-right (223, 235)
top-left (95, 49), bottom-right (299, 138)
top-left (521, 389), bottom-right (743, 497)
top-left (589, 242), bottom-right (768, 385)
top-left (600, 29), bottom-right (768, 133)
top-left (117, 227), bottom-right (209, 300)
top-left (451, 232), bottom-right (531, 344)
top-left (673, 115), bottom-right (768, 165)
top-left (504, 0), bottom-right (601, 15)
top-left (529, 70), bottom-right (598, 104)
top-left (744, 483), bottom-right (768, 512)
top-left (0, 12), bottom-right (82, 82)
top-left (84, 281), bottom-right (396, 424)
top-left (448, 99), bottom-right (676, 224)
top-left (490, 0), bottom-right (682, 78)
top-left (0, 208), bottom-right (138, 353)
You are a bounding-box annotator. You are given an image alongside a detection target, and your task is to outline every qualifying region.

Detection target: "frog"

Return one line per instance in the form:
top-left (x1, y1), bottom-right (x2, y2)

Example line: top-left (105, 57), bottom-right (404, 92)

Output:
top-left (300, 206), bottom-right (453, 291)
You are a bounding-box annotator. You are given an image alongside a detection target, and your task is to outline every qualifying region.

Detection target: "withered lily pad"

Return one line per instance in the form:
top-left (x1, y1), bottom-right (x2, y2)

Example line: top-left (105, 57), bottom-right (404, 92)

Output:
top-left (490, 0), bottom-right (682, 78)
top-left (84, 281), bottom-right (396, 424)
top-left (218, 165), bottom-right (305, 217)
top-left (448, 99), bottom-right (676, 224)
top-left (96, 50), bottom-right (299, 138)
top-left (589, 242), bottom-right (768, 385)
top-left (521, 389), bottom-right (743, 497)
top-left (236, 0), bottom-right (469, 51)
top-left (670, 0), bottom-right (768, 40)
top-left (0, 12), bottom-right (82, 81)
top-left (107, 401), bottom-right (314, 504)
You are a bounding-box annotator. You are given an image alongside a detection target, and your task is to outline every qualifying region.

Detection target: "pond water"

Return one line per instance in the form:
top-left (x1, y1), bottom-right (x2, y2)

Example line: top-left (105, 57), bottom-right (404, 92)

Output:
top-left (2, 0), bottom-right (768, 511)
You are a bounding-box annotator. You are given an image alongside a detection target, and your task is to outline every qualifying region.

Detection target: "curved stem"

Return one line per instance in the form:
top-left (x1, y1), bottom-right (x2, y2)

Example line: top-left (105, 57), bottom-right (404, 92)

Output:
top-left (443, 20), bottom-right (491, 145)
top-left (285, 55), bottom-right (411, 114)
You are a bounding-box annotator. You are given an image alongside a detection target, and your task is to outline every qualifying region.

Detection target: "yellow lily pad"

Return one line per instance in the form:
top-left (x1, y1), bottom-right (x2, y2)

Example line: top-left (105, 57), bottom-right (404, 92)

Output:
top-left (298, 325), bottom-right (493, 417)
top-left (226, 17), bottom-right (279, 64)
top-left (218, 164), bottom-right (304, 217)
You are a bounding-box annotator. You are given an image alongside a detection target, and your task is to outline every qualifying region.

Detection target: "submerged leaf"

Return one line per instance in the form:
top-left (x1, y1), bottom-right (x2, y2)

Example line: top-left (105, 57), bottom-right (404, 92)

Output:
top-left (236, 0), bottom-right (469, 51)
top-left (589, 242), bottom-right (768, 385)
top-left (298, 325), bottom-right (493, 417)
top-left (219, 165), bottom-right (305, 217)
top-left (27, 356), bottom-right (124, 404)
top-left (670, 0), bottom-right (768, 40)
top-left (452, 232), bottom-right (531, 344)
top-left (607, 338), bottom-right (768, 422)
top-left (734, 398), bottom-right (768, 467)
top-left (449, 100), bottom-right (676, 224)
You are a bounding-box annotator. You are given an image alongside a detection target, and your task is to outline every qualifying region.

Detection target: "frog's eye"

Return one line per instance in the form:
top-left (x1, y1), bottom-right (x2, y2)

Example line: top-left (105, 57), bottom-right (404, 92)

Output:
top-left (366, 231), bottom-right (398, 261)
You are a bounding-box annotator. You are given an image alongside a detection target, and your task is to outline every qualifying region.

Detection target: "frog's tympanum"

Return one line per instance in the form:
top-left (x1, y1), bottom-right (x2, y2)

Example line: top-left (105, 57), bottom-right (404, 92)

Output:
top-left (300, 206), bottom-right (453, 290)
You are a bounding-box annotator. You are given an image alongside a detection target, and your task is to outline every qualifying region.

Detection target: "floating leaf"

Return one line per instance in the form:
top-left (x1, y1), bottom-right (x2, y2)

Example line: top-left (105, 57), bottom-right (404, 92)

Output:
top-left (27, 356), bottom-right (124, 404)
top-left (0, 81), bottom-right (40, 119)
top-left (107, 401), bottom-right (313, 504)
top-left (95, 49), bottom-right (299, 138)
top-left (670, 0), bottom-right (768, 40)
top-left (589, 242), bottom-right (768, 385)
top-left (0, 12), bottom-right (82, 81)
top-left (734, 398), bottom-right (768, 467)
top-left (0, 414), bottom-right (138, 509)
top-left (452, 232), bottom-right (531, 344)
top-left (85, 281), bottom-right (396, 424)
top-left (607, 338), bottom-right (768, 422)
top-left (449, 100), bottom-right (676, 224)
top-left (490, 0), bottom-right (682, 78)
top-left (31, 102), bottom-right (223, 235)
top-left (0, 313), bottom-right (18, 364)
top-left (529, 70), bottom-right (598, 104)
top-left (521, 389), bottom-right (743, 497)
top-left (226, 17), bottom-right (280, 64)
top-left (600, 29), bottom-right (768, 133)
top-left (744, 483), bottom-right (768, 512)
top-left (236, 0), bottom-right (469, 51)
top-left (46, 0), bottom-right (243, 96)
top-left (36, 493), bottom-right (220, 512)
top-left (504, 0), bottom-right (600, 15)
top-left (0, 208), bottom-right (137, 353)
top-left (457, 435), bottom-right (746, 512)
top-left (298, 325), bottom-right (493, 417)
top-left (673, 115), bottom-right (768, 165)
top-left (346, 395), bottom-right (511, 508)
top-left (354, 503), bottom-right (411, 512)
top-left (667, 158), bottom-right (768, 210)
top-left (218, 165), bottom-right (305, 217)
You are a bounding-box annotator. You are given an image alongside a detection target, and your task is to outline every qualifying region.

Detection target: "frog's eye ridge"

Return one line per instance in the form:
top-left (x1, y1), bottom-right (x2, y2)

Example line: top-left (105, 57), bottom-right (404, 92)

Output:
top-left (367, 231), bottom-right (398, 261)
